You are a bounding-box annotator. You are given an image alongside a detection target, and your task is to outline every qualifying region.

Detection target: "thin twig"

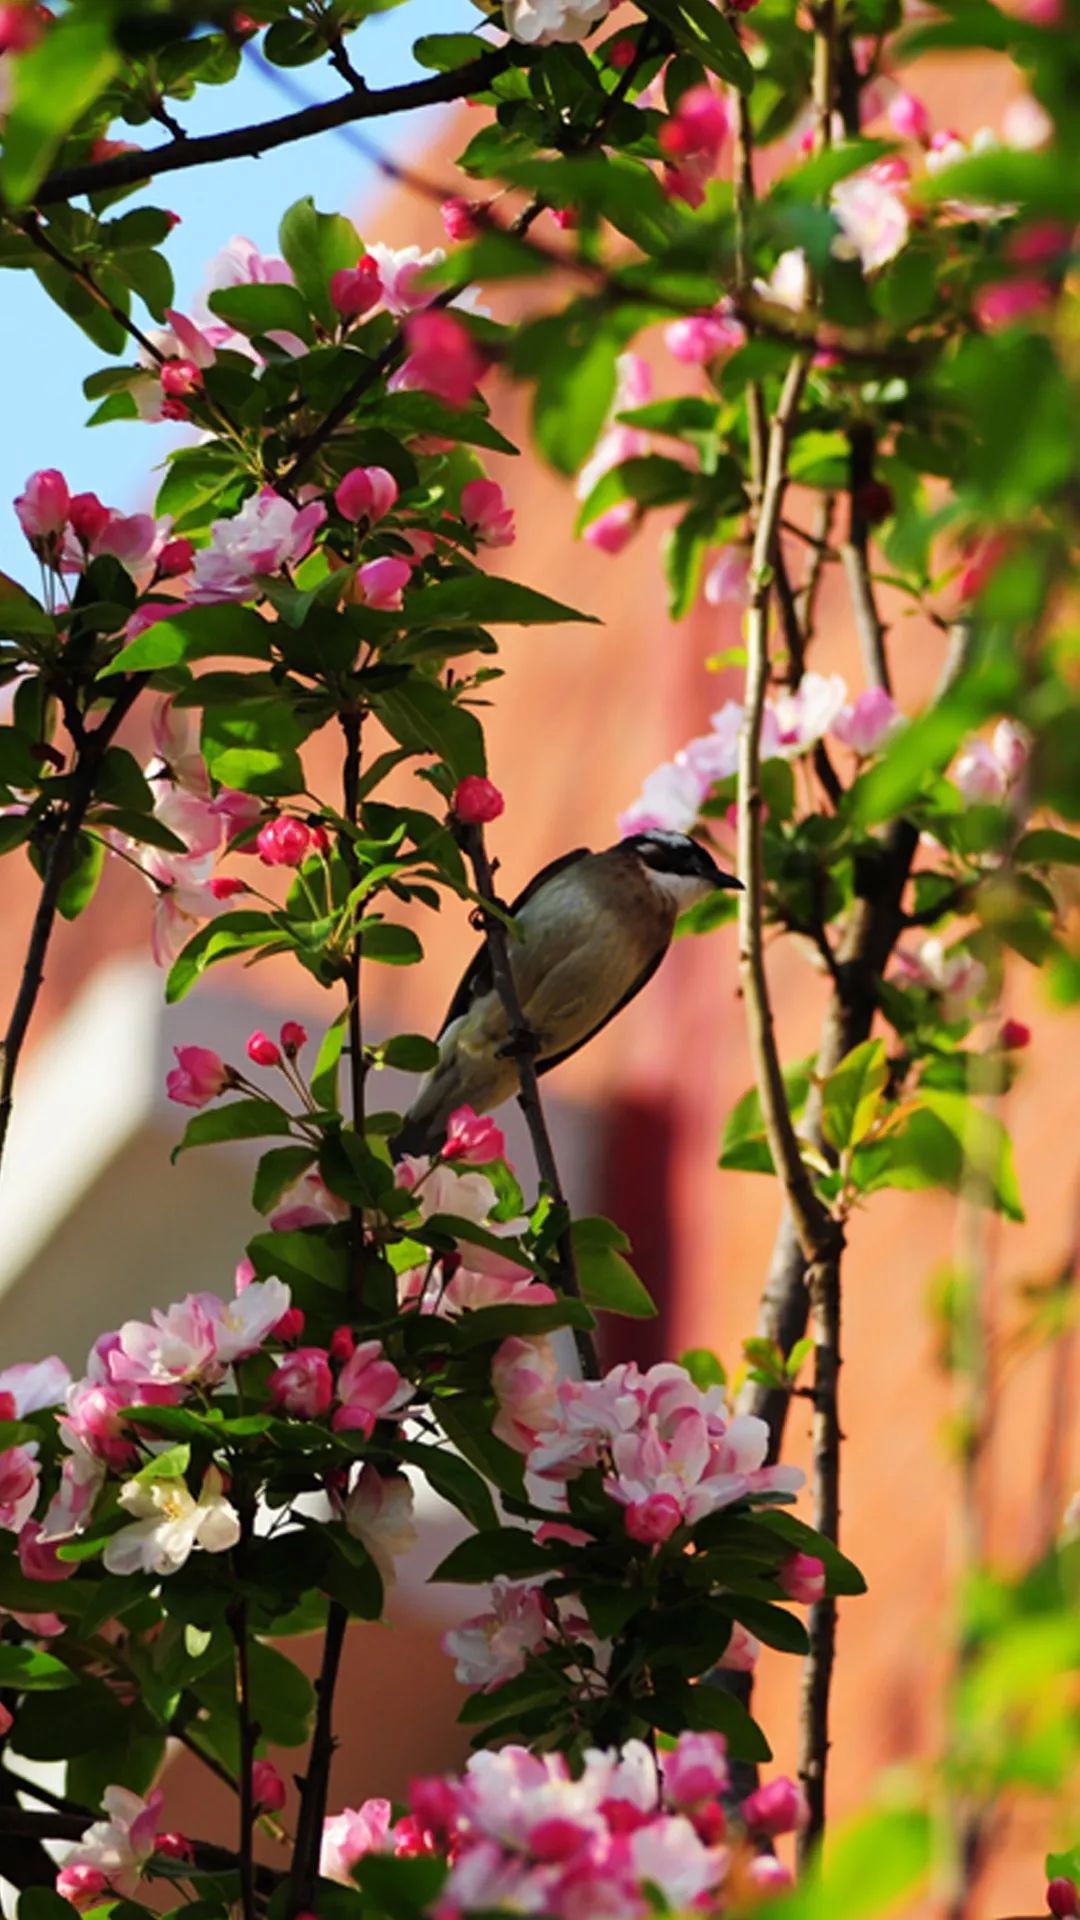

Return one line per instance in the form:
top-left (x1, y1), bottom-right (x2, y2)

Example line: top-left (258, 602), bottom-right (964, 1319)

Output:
top-left (0, 676), bottom-right (146, 1174)
top-left (30, 49), bottom-right (513, 206)
top-left (18, 215), bottom-right (166, 364)
top-left (841, 422), bottom-right (891, 693)
top-left (231, 1591), bottom-right (257, 1920)
top-left (456, 821), bottom-right (600, 1381)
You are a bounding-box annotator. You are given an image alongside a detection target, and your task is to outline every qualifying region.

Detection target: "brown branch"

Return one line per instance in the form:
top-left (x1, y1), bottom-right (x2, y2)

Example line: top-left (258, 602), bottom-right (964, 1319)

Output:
top-left (18, 215), bottom-right (166, 364)
top-left (230, 1591), bottom-right (257, 1920)
top-left (841, 422), bottom-right (891, 693)
top-left (0, 675), bottom-right (147, 1174)
top-left (29, 49), bottom-right (513, 207)
top-left (456, 821), bottom-right (600, 1381)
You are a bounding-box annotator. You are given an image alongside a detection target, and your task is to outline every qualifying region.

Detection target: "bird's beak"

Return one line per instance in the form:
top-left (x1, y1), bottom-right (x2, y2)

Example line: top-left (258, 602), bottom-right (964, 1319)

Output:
top-left (716, 872), bottom-right (744, 891)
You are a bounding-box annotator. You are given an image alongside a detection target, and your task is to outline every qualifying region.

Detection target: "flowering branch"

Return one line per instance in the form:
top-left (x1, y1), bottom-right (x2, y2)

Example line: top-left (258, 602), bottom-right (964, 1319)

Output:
top-left (0, 675), bottom-right (147, 1173)
top-left (456, 819), bottom-right (600, 1381)
top-left (29, 49), bottom-right (513, 208)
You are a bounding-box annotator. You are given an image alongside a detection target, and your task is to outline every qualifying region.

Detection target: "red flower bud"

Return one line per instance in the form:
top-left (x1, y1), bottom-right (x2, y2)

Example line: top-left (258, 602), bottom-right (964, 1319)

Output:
top-left (247, 1031), bottom-right (282, 1069)
top-left (280, 1020), bottom-right (308, 1057)
top-left (157, 536), bottom-right (195, 577)
top-left (853, 480), bottom-right (895, 525)
top-left (210, 875), bottom-right (247, 900)
top-left (452, 775), bottom-right (505, 825)
top-left (1048, 1882), bottom-right (1080, 1919)
top-left (329, 1326), bottom-right (356, 1363)
top-left (999, 1019), bottom-right (1031, 1050)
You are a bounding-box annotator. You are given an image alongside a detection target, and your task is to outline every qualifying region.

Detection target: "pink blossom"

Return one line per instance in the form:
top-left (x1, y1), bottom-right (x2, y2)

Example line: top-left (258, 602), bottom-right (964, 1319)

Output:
top-left (617, 759), bottom-right (707, 837)
top-left (15, 468), bottom-right (68, 543)
top-left (190, 489), bottom-right (327, 603)
top-left (956, 532), bottom-right (1009, 602)
top-left (56, 1864), bottom-right (111, 1909)
top-left (662, 1732), bottom-right (729, 1809)
top-left (68, 491), bottom-right (111, 548)
top-left (453, 775), bottom-right (505, 825)
top-left (143, 855), bottom-right (224, 969)
top-left (335, 465), bottom-right (399, 522)
top-left (740, 1777), bottom-right (809, 1836)
top-left (0, 1356), bottom-right (72, 1414)
top-left (341, 1465), bottom-right (417, 1583)
top-left (358, 555), bottom-right (411, 610)
top-left (994, 717), bottom-right (1030, 780)
top-left (492, 1336), bottom-right (560, 1451)
top-left (256, 816), bottom-right (314, 867)
top-left (624, 1491), bottom-right (683, 1543)
top-left (329, 255), bottom-right (383, 319)
top-left (832, 172), bottom-right (910, 271)
top-left (58, 1381), bottom-right (135, 1471)
top-left (401, 310), bottom-right (485, 408)
top-left (442, 196), bottom-right (481, 241)
top-left (577, 422), bottom-right (648, 502)
top-left (269, 1347), bottom-right (333, 1418)
top-left (443, 1577), bottom-right (550, 1690)
top-left (0, 5), bottom-right (46, 55)
top-left (717, 1621), bottom-right (760, 1671)
top-left (461, 478), bottom-right (516, 547)
top-left (974, 276), bottom-right (1054, 329)
top-left (629, 1814), bottom-right (723, 1908)
top-left (664, 305), bottom-right (744, 365)
top-left (321, 1799), bottom-right (393, 1883)
top-left (659, 84), bottom-right (730, 161)
top-left (18, 1519), bottom-right (76, 1582)
top-left (401, 1264), bottom-right (555, 1317)
top-left (0, 1447), bottom-right (39, 1531)
top-left (503, 0), bottom-right (612, 45)
top-left (92, 510), bottom-right (166, 570)
top-left (748, 1854), bottom-right (795, 1894)
top-left (269, 1168), bottom-right (350, 1232)
top-left (1008, 220), bottom-right (1072, 266)
top-left (772, 671), bottom-right (849, 753)
top-left (778, 1550), bottom-right (826, 1603)
top-left (334, 1339), bottom-right (409, 1435)
top-left (0, 1695), bottom-right (14, 1734)
top-left (443, 1105), bottom-right (506, 1163)
top-left (703, 544), bottom-right (752, 607)
top-left (759, 248), bottom-right (809, 311)
top-left (166, 1044), bottom-right (230, 1108)
top-left (584, 502), bottom-right (637, 554)
top-left (891, 936), bottom-right (987, 1005)
top-left (888, 91), bottom-right (930, 141)
top-left (367, 241), bottom-right (447, 316)
top-left (247, 1029), bottom-right (282, 1068)
top-left (104, 1463), bottom-right (240, 1576)
top-left (831, 687), bottom-right (901, 755)
top-left (57, 1785), bottom-right (164, 1900)
top-left (1003, 92), bottom-right (1053, 150)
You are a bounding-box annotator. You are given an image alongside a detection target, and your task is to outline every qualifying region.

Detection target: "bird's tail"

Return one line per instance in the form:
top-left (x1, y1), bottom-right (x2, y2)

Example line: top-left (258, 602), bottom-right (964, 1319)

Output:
top-left (388, 1111), bottom-right (445, 1162)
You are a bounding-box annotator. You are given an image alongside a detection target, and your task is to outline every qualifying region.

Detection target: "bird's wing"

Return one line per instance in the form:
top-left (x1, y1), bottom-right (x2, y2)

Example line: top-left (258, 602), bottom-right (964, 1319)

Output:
top-left (534, 942), bottom-right (667, 1077)
top-left (436, 847), bottom-right (593, 1037)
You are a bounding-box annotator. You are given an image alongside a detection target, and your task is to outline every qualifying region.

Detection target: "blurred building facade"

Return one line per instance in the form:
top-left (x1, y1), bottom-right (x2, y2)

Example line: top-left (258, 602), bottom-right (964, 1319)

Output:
top-left (0, 46), bottom-right (1076, 1916)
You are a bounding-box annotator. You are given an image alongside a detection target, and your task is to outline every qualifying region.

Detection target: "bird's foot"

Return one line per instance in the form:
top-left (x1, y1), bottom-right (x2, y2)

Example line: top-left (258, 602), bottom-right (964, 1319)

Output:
top-left (498, 1024), bottom-right (541, 1062)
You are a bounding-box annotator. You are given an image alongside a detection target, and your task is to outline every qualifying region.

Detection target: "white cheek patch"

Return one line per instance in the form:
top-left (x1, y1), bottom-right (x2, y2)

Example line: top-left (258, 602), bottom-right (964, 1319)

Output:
top-left (649, 869), bottom-right (717, 910)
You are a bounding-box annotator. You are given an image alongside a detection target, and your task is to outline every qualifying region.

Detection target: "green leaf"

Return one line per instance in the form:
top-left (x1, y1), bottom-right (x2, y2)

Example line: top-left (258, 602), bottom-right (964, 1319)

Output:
top-left (376, 678), bottom-right (486, 780)
top-left (279, 196), bottom-right (364, 331)
top-left (395, 1440), bottom-right (498, 1532)
top-left (351, 1854), bottom-right (447, 1920)
top-left (755, 1509), bottom-right (867, 1596)
top-left (0, 1646), bottom-right (77, 1690)
top-left (821, 1038), bottom-right (888, 1153)
top-left (853, 1090), bottom-right (1024, 1221)
top-left (360, 923), bottom-right (423, 966)
top-left (413, 32), bottom-right (488, 72)
top-left (18, 1893), bottom-right (77, 1920)
top-left (165, 912), bottom-right (285, 1004)
top-left (91, 807), bottom-right (187, 854)
top-left (55, 831), bottom-right (105, 922)
top-left (571, 1216), bottom-right (656, 1318)
top-left (208, 282), bottom-right (315, 344)
top-left (403, 575), bottom-right (594, 629)
top-left (170, 1098), bottom-right (294, 1163)
top-left (430, 1527), bottom-right (554, 1585)
top-left (719, 1061), bottom-right (813, 1173)
top-left (246, 1228), bottom-right (349, 1310)
top-left (1014, 827), bottom-right (1080, 868)
top-left (252, 1144), bottom-right (317, 1214)
top-left (450, 1298), bottom-right (595, 1349)
top-left (647, 1678), bottom-right (771, 1759)
top-left (769, 1806), bottom-right (932, 1920)
top-left (100, 604), bottom-right (274, 676)
top-left (679, 1347), bottom-right (726, 1389)
top-left (639, 0), bottom-right (754, 88)
top-left (1, 14), bottom-right (119, 203)
top-left (576, 455), bottom-right (697, 535)
top-left (382, 1033), bottom-right (440, 1072)
top-left (311, 1013), bottom-right (347, 1110)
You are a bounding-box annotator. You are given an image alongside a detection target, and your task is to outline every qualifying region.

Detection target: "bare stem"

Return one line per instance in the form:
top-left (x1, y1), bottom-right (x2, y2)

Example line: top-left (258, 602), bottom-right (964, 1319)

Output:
top-left (841, 422), bottom-right (891, 693)
top-left (456, 821), bottom-right (600, 1380)
top-left (0, 677), bottom-right (146, 1175)
top-left (231, 1592), bottom-right (257, 1920)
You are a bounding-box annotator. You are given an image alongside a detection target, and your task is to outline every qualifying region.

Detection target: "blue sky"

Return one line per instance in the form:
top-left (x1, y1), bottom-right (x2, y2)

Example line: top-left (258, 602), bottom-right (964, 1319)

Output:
top-left (0, 0), bottom-right (476, 582)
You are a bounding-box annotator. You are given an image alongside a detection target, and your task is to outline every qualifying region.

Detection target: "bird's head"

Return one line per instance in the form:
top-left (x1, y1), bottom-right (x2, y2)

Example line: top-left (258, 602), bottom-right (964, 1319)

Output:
top-left (619, 830), bottom-right (743, 910)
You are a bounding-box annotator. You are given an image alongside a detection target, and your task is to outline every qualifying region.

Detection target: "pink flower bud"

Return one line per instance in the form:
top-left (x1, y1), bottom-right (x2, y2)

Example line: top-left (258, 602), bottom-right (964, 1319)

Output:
top-left (255, 816), bottom-right (311, 867)
top-left (1000, 1019), bottom-right (1032, 1050)
top-left (692, 1800), bottom-right (726, 1844)
top-left (14, 467), bottom-right (69, 543)
top-left (330, 1326), bottom-right (356, 1363)
top-left (67, 490), bottom-right (110, 547)
top-left (0, 4), bottom-right (47, 55)
top-left (157, 536), bottom-right (195, 576)
top-left (330, 257), bottom-right (382, 319)
top-left (210, 875), bottom-right (247, 899)
top-left (624, 1492), bottom-right (683, 1543)
top-left (18, 1520), bottom-right (76, 1583)
top-left (57, 1864), bottom-right (110, 1909)
top-left (748, 1855), bottom-right (794, 1895)
top-left (740, 1777), bottom-right (809, 1837)
top-left (0, 1699), bottom-right (11, 1736)
top-left (1049, 1882), bottom-right (1080, 1919)
top-left (89, 136), bottom-right (141, 163)
top-left (974, 276), bottom-right (1054, 329)
top-left (402, 311), bottom-right (485, 408)
top-left (957, 533), bottom-right (1009, 602)
top-left (252, 1758), bottom-right (287, 1813)
top-left (550, 205), bottom-right (578, 229)
top-left (280, 1020), bottom-right (307, 1056)
top-left (269, 1347), bottom-right (334, 1419)
top-left (665, 309), bottom-right (744, 364)
top-left (247, 1030), bottom-right (282, 1069)
top-left (778, 1550), bottom-right (826, 1604)
top-left (166, 1044), bottom-right (230, 1108)
top-left (584, 502), bottom-right (637, 554)
top-left (156, 1832), bottom-right (194, 1861)
top-left (161, 358), bottom-right (202, 398)
top-left (441, 196), bottom-right (481, 242)
top-left (443, 1105), bottom-right (506, 1164)
top-left (888, 91), bottom-right (930, 141)
top-left (274, 1306), bottom-right (305, 1343)
top-left (0, 1392), bottom-right (13, 1420)
top-left (335, 465), bottom-right (399, 523)
top-left (659, 84), bottom-right (729, 161)
top-left (358, 555), bottom-right (411, 611)
top-left (460, 478), bottom-right (516, 548)
top-left (452, 776), bottom-right (505, 825)
top-left (1008, 220), bottom-right (1072, 266)
top-left (663, 1731), bottom-right (730, 1808)
top-left (609, 35), bottom-right (637, 66)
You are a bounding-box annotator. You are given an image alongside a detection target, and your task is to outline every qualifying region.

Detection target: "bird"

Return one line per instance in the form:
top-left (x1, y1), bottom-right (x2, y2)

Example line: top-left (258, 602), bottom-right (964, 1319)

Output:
top-left (392, 830), bottom-right (742, 1159)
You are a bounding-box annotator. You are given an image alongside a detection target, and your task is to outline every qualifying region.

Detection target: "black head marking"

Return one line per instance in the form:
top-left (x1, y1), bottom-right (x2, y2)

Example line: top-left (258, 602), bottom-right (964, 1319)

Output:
top-left (618, 830), bottom-right (743, 891)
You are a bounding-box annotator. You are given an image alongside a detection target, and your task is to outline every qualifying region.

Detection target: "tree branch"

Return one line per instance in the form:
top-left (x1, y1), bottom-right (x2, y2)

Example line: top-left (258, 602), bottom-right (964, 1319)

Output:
top-left (0, 675), bottom-right (147, 1174)
top-left (230, 1591), bottom-right (257, 1920)
top-left (841, 422), bottom-right (891, 693)
top-left (456, 821), bottom-right (600, 1381)
top-left (30, 50), bottom-right (512, 207)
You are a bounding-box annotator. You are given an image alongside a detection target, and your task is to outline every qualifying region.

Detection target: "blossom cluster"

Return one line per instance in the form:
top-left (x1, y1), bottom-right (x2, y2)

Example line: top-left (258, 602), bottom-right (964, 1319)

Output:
top-left (320, 1735), bottom-right (805, 1915)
